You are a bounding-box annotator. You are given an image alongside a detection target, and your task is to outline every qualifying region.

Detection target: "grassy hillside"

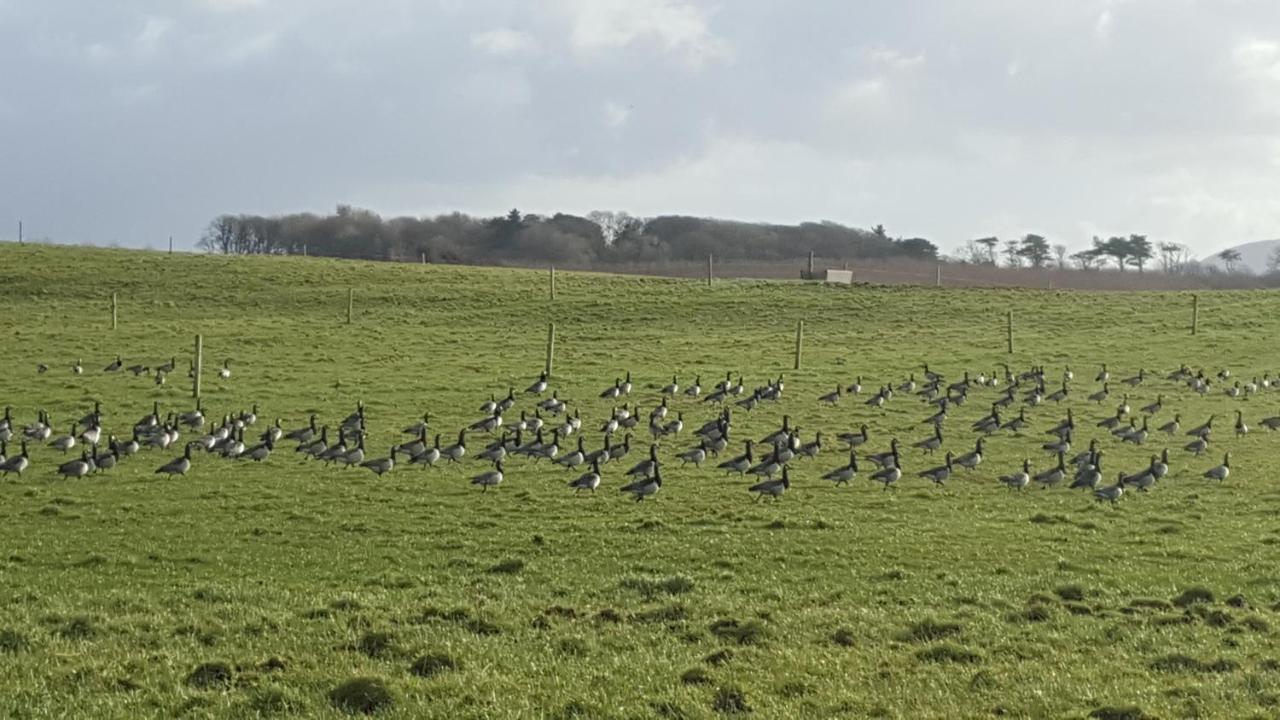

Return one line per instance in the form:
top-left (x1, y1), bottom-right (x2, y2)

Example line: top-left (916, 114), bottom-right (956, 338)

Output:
top-left (1, 244), bottom-right (1280, 719)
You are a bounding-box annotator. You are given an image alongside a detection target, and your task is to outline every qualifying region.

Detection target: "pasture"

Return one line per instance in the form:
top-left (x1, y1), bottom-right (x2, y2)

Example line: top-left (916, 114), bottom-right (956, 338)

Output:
top-left (2, 244), bottom-right (1280, 719)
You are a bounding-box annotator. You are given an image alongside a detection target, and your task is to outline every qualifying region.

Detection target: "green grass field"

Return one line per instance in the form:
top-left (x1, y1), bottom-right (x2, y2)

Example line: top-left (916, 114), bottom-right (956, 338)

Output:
top-left (2, 244), bottom-right (1280, 719)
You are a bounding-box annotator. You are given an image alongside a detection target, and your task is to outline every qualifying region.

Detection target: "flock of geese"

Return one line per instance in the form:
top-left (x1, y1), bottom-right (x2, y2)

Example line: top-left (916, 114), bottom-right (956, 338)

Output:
top-left (2, 360), bottom-right (1277, 507)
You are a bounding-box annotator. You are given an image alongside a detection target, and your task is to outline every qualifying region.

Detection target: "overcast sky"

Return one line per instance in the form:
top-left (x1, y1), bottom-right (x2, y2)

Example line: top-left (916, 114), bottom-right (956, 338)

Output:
top-left (3, 0), bottom-right (1279, 255)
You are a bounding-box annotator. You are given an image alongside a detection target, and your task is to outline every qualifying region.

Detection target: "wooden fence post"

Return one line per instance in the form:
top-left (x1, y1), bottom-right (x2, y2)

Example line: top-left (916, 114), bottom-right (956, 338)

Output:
top-left (111, 293), bottom-right (118, 330)
top-left (707, 254), bottom-right (713, 287)
top-left (1192, 294), bottom-right (1199, 335)
top-left (550, 266), bottom-right (556, 301)
top-left (935, 265), bottom-right (941, 287)
top-left (193, 334), bottom-right (203, 399)
top-left (1006, 311), bottom-right (1014, 354)
top-left (421, 252), bottom-right (426, 264)
top-left (794, 320), bottom-right (804, 370)
top-left (807, 251), bottom-right (815, 279)
top-left (545, 322), bottom-right (556, 377)
top-left (347, 288), bottom-right (354, 324)
top-left (168, 236), bottom-right (173, 255)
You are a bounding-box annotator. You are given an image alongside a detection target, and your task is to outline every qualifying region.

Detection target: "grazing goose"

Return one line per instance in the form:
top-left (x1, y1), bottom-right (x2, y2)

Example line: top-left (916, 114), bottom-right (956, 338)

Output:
top-left (57, 451), bottom-right (93, 479)
top-left (1152, 449), bottom-right (1170, 479)
top-left (1158, 413), bottom-right (1181, 435)
top-left (971, 406), bottom-right (1001, 435)
top-left (1071, 439), bottom-right (1099, 468)
top-left (760, 416), bottom-right (792, 447)
top-left (1260, 415), bottom-right (1280, 431)
top-left (684, 375), bottom-right (702, 398)
top-left (1000, 408), bottom-right (1029, 433)
top-left (410, 434), bottom-right (443, 468)
top-left (818, 385), bottom-right (842, 405)
top-left (72, 358), bottom-right (83, 375)
top-left (556, 437), bottom-right (587, 469)
top-left (822, 451), bottom-right (859, 486)
top-left (402, 413), bottom-right (431, 436)
top-left (837, 424), bottom-right (870, 449)
top-left (677, 440), bottom-right (708, 467)
top-left (361, 446), bottom-right (396, 476)
top-left (718, 441), bottom-right (753, 475)
top-left (999, 459), bottom-right (1032, 491)
top-left (913, 426), bottom-right (943, 455)
top-left (1094, 474), bottom-right (1125, 505)
top-left (1186, 415), bottom-right (1214, 438)
top-left (661, 375), bottom-right (679, 396)
top-left (569, 460), bottom-right (602, 494)
top-left (1140, 395), bottom-right (1163, 415)
top-left (625, 445), bottom-right (660, 480)
top-left (1033, 453), bottom-right (1067, 488)
top-left (870, 447), bottom-right (902, 490)
top-left (1042, 431), bottom-right (1071, 456)
top-left (1184, 435), bottom-right (1209, 456)
top-left (1235, 410), bottom-right (1249, 437)
top-left (471, 460), bottom-right (504, 491)
top-left (1203, 453), bottom-right (1230, 482)
top-left (1069, 452), bottom-right (1102, 490)
top-left (243, 436), bottom-right (274, 463)
top-left (918, 452), bottom-right (953, 486)
top-left (103, 355), bottom-right (123, 373)
top-left (1046, 381), bottom-right (1069, 404)
top-left (620, 464), bottom-right (661, 502)
top-left (442, 430), bottom-right (467, 463)
top-left (955, 438), bottom-right (984, 472)
top-left (50, 424), bottom-right (77, 453)
top-left (126, 362), bottom-right (148, 376)
top-left (1097, 410), bottom-right (1124, 431)
top-left (0, 442), bottom-right (31, 476)
top-left (156, 445), bottom-right (193, 476)
top-left (749, 466), bottom-right (791, 501)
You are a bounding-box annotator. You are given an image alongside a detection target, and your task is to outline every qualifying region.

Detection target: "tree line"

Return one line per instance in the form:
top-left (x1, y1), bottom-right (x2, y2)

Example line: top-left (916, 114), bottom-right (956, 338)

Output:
top-left (197, 207), bottom-right (940, 265)
top-left (957, 234), bottom-right (1263, 275)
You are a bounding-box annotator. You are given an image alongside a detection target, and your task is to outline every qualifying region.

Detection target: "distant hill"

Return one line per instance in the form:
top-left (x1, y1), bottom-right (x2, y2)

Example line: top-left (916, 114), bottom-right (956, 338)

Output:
top-left (1201, 238), bottom-right (1280, 274)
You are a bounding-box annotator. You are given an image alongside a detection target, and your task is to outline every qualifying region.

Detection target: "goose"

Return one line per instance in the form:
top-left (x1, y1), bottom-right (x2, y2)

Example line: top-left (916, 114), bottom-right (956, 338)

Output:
top-left (568, 409), bottom-right (583, 433)
top-left (715, 372), bottom-right (734, 392)
top-left (360, 446), bottom-right (396, 476)
top-left (36, 363), bottom-right (48, 374)
top-left (1095, 364), bottom-right (1109, 383)
top-left (898, 374), bottom-right (917, 393)
top-left (569, 460), bottom-right (602, 493)
top-left (955, 438), bottom-right (984, 472)
top-left (818, 385), bottom-right (842, 405)
top-left (775, 431), bottom-right (801, 465)
top-left (526, 411), bottom-right (546, 434)
top-left (620, 371), bottom-right (633, 396)
top-left (1001, 408), bottom-right (1029, 433)
top-left (73, 358), bottom-right (83, 375)
top-left (797, 432), bottom-right (822, 460)
top-left (57, 451), bottom-right (93, 479)
top-left (1140, 395), bottom-right (1163, 415)
top-left (477, 434), bottom-right (509, 465)
top-left (922, 363), bottom-right (942, 383)
top-left (865, 388), bottom-right (887, 408)
top-left (218, 360), bottom-right (232, 379)
top-left (1186, 415), bottom-right (1214, 438)
top-left (1246, 377), bottom-right (1260, 395)
top-left (239, 404), bottom-right (258, 427)
top-left (118, 431), bottom-right (140, 457)
top-left (50, 424), bottom-right (77, 453)
top-left (729, 375), bottom-right (746, 396)
top-left (1069, 452), bottom-right (1102, 489)
top-left (651, 398), bottom-right (669, 422)
top-left (157, 357), bottom-right (176, 374)
top-left (619, 464), bottom-right (661, 501)
top-left (103, 355), bottom-right (123, 373)
top-left (1184, 435), bottom-right (1208, 456)
top-left (471, 460), bottom-right (504, 491)
top-left (243, 436), bottom-right (274, 463)
top-left (677, 440), bottom-right (708, 467)
top-left (1033, 453), bottom-right (1067, 488)
top-left (135, 402), bottom-right (161, 433)
top-left (260, 419), bottom-right (283, 445)
top-left (301, 426), bottom-right (331, 458)
top-left (178, 400), bottom-right (205, 430)
top-left (1203, 453), bottom-right (1230, 482)
top-left (525, 371), bottom-right (549, 395)
top-left (971, 406), bottom-right (1000, 435)
top-left (760, 416), bottom-right (792, 447)
top-left (338, 437), bottom-right (365, 468)
top-left (600, 414), bottom-right (620, 436)
top-left (126, 363), bottom-right (149, 376)
top-left (747, 446), bottom-right (784, 480)
top-left (1152, 449), bottom-right (1170, 479)
top-left (80, 422), bottom-right (102, 447)
top-left (340, 403), bottom-right (365, 434)
top-left (718, 441), bottom-right (753, 475)
top-left (1094, 474), bottom-right (1125, 505)
top-left (220, 429), bottom-right (246, 459)
top-left (1260, 415), bottom-right (1280, 431)
top-left (734, 391), bottom-right (761, 411)
top-left (24, 411), bottom-right (51, 442)
top-left (822, 451), bottom-right (859, 485)
top-left (557, 436), bottom-right (587, 469)
top-left (999, 459), bottom-right (1032, 491)
top-left (625, 445), bottom-right (660, 480)
top-left (867, 439), bottom-right (902, 469)
top-left (479, 394), bottom-right (498, 415)
top-left (0, 442), bottom-right (30, 476)
top-left (402, 413), bottom-right (431, 436)
top-left (913, 426), bottom-right (943, 455)
top-left (918, 452), bottom-right (953, 486)
top-left (1121, 369), bottom-right (1144, 387)
top-left (870, 448), bottom-right (902, 490)
top-left (442, 430), bottom-right (467, 463)
top-left (1235, 410), bottom-right (1249, 437)
top-left (533, 429), bottom-right (560, 462)
top-left (1225, 382), bottom-right (1242, 399)
top-left (600, 379), bottom-right (623, 400)
top-left (469, 411), bottom-right (503, 435)
top-left (94, 442), bottom-right (119, 472)
top-left (497, 388), bottom-right (517, 413)
top-left (661, 375), bottom-right (679, 396)
top-left (607, 434), bottom-right (632, 463)
top-left (1042, 431), bottom-right (1071, 456)
top-left (584, 436), bottom-right (612, 466)
top-left (1087, 383), bottom-right (1110, 404)
top-left (837, 424), bottom-right (870, 449)
top-left (1122, 460), bottom-right (1157, 491)
top-left (156, 445), bottom-right (193, 476)
top-left (995, 388), bottom-right (1017, 409)
top-left (1046, 381), bottom-right (1069, 404)
top-left (684, 375), bottom-right (702, 398)
top-left (0, 407), bottom-right (11, 442)
top-left (410, 434), bottom-right (443, 468)
top-left (749, 466), bottom-right (791, 501)
top-left (1122, 417), bottom-right (1149, 445)
top-left (1158, 413), bottom-right (1181, 435)
top-left (619, 410), bottom-right (641, 431)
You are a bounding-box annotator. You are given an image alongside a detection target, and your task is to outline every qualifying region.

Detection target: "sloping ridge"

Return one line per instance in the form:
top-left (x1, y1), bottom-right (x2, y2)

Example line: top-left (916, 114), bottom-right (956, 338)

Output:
top-left (1201, 238), bottom-right (1280, 273)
